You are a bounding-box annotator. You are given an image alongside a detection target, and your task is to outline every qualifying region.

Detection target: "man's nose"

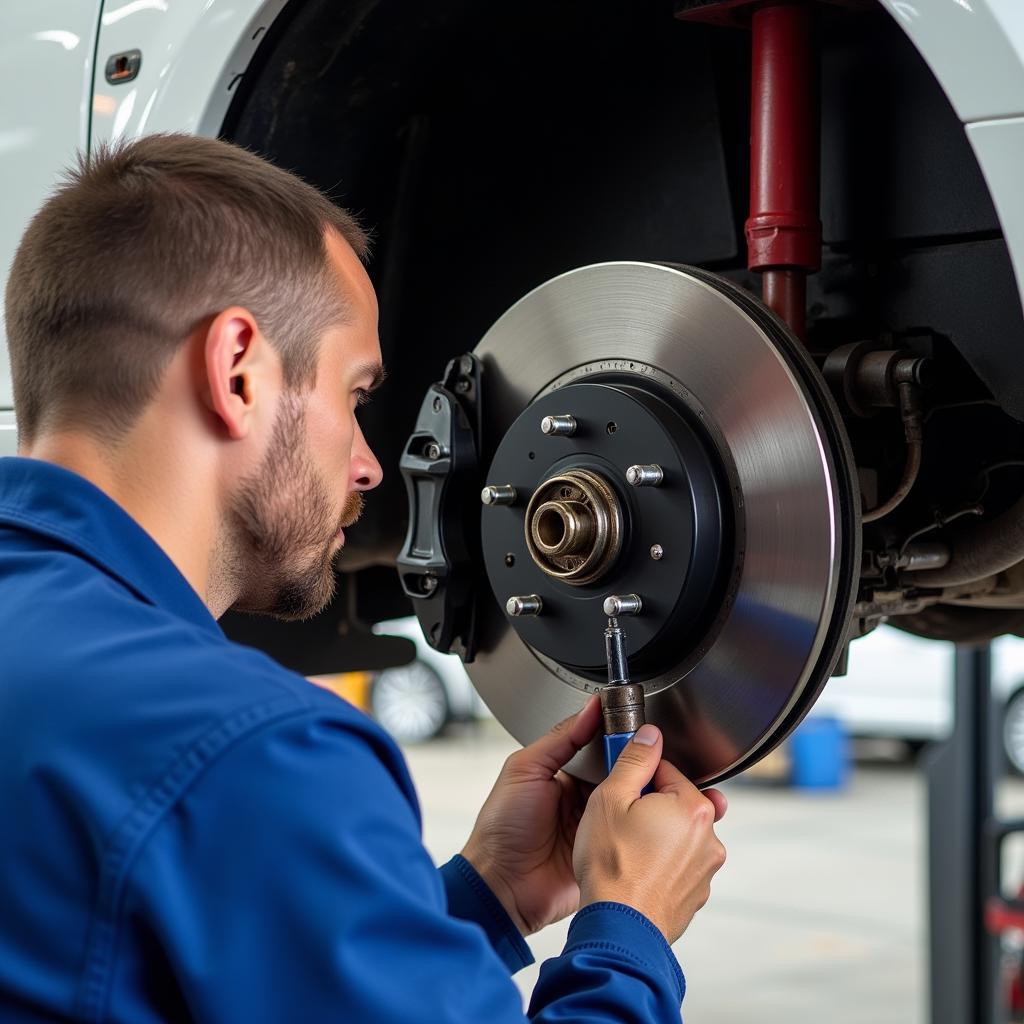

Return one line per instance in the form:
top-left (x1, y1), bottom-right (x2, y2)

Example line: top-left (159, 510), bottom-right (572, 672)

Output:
top-left (351, 426), bottom-right (383, 491)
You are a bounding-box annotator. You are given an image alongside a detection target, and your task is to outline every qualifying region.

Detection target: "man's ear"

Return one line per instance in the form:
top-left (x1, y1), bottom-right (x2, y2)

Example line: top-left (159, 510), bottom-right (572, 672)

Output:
top-left (202, 307), bottom-right (268, 440)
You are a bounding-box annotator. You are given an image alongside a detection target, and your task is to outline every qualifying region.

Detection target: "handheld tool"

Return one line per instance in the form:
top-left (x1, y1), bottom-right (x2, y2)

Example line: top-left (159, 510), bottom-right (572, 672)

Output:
top-left (600, 615), bottom-right (653, 792)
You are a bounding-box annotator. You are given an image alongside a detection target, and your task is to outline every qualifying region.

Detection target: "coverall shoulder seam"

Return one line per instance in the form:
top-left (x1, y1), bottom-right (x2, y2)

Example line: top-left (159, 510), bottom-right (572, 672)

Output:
top-left (0, 504), bottom-right (153, 606)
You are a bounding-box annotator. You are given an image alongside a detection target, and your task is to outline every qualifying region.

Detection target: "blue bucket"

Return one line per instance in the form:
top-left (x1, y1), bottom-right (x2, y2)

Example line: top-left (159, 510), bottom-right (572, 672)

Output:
top-left (790, 716), bottom-right (849, 790)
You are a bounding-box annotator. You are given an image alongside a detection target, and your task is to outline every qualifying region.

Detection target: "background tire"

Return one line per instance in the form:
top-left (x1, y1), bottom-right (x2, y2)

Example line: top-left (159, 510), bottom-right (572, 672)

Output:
top-left (1003, 688), bottom-right (1024, 776)
top-left (371, 660), bottom-right (449, 743)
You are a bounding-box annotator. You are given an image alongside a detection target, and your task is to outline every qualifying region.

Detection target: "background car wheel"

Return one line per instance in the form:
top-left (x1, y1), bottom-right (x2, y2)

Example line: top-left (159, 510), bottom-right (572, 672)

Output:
top-left (1004, 688), bottom-right (1024, 776)
top-left (904, 739), bottom-right (931, 761)
top-left (371, 660), bottom-right (449, 743)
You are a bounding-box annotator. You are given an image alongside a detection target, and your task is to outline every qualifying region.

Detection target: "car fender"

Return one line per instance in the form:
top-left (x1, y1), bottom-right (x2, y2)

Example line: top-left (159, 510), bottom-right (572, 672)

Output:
top-left (89, 0), bottom-right (289, 146)
top-left (879, 0), bottom-right (1024, 319)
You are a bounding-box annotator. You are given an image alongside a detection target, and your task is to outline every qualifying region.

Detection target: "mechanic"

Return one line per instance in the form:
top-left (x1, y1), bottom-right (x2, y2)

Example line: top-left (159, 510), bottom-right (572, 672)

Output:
top-left (0, 133), bottom-right (727, 1022)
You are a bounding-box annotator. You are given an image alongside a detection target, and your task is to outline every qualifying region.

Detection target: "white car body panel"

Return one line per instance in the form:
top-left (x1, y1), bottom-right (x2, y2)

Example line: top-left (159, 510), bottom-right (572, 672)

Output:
top-left (89, 0), bottom-right (288, 147)
top-left (966, 116), bottom-right (1024, 317)
top-left (0, 412), bottom-right (15, 457)
top-left (878, 0), bottom-right (1024, 320)
top-left (0, 0), bottom-right (287, 456)
top-left (811, 625), bottom-right (1024, 740)
top-left (0, 1), bottom-right (103, 417)
top-left (878, 0), bottom-right (1024, 124)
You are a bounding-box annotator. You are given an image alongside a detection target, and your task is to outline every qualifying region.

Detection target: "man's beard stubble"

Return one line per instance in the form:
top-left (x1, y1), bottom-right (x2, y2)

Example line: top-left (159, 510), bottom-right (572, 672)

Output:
top-left (226, 392), bottom-right (364, 622)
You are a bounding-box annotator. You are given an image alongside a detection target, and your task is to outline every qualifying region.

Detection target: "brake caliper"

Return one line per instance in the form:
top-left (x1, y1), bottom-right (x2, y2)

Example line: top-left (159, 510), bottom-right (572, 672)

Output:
top-left (397, 353), bottom-right (484, 661)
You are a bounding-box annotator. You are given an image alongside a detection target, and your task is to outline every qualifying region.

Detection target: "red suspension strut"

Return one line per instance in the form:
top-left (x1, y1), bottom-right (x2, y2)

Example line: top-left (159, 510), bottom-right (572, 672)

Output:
top-left (745, 2), bottom-right (821, 340)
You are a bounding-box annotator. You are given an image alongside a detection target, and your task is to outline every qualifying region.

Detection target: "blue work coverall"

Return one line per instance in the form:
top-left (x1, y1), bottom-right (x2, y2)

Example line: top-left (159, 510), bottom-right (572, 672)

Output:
top-left (0, 457), bottom-right (686, 1022)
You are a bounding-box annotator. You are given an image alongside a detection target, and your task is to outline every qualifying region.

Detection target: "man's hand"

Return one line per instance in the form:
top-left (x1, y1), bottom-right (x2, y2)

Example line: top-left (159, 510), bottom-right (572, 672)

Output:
top-left (573, 723), bottom-right (728, 944)
top-left (461, 697), bottom-right (602, 936)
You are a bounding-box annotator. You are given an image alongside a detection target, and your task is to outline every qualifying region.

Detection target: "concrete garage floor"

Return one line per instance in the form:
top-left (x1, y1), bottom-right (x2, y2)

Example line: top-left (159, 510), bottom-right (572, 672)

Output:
top-left (403, 723), bottom-right (928, 1024)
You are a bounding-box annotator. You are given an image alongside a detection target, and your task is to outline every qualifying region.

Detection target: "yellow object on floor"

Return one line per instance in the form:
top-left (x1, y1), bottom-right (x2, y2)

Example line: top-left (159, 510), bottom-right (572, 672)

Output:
top-left (309, 670), bottom-right (373, 713)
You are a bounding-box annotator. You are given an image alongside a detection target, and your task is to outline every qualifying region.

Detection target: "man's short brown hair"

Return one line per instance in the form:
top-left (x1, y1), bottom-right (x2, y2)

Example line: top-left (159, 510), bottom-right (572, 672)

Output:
top-left (5, 133), bottom-right (369, 444)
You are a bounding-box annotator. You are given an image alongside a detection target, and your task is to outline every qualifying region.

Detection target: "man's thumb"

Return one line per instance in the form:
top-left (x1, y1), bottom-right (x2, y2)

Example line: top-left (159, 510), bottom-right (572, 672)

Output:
top-left (507, 696), bottom-right (601, 777)
top-left (605, 723), bottom-right (662, 797)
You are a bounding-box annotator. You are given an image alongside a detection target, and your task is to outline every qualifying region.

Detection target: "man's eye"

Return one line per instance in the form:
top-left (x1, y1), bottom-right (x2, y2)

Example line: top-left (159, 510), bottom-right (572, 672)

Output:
top-left (355, 388), bottom-right (372, 407)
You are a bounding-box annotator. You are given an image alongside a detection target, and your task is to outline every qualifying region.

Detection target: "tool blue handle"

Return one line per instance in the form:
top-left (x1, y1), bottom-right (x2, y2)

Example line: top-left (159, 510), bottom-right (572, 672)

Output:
top-left (603, 732), bottom-right (655, 794)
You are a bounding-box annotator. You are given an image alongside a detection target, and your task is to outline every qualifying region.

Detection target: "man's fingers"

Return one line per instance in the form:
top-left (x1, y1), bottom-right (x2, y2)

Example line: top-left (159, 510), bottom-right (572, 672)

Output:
top-left (566, 695), bottom-right (602, 750)
top-left (652, 761), bottom-right (728, 821)
top-left (509, 696), bottom-right (601, 776)
top-left (652, 756), bottom-right (692, 794)
top-left (704, 787), bottom-right (728, 822)
top-left (602, 723), bottom-right (662, 799)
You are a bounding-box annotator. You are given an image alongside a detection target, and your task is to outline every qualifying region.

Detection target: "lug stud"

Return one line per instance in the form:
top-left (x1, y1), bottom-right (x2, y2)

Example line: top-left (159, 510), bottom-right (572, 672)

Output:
top-left (507, 594), bottom-right (543, 617)
top-left (540, 414), bottom-right (577, 437)
top-left (626, 464), bottom-right (664, 487)
top-left (603, 593), bottom-right (642, 617)
top-left (650, 544), bottom-right (664, 561)
top-left (481, 484), bottom-right (517, 506)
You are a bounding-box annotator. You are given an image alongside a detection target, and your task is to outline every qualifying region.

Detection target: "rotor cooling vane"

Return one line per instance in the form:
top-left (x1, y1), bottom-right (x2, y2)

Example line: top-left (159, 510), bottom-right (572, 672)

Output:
top-left (400, 262), bottom-right (859, 786)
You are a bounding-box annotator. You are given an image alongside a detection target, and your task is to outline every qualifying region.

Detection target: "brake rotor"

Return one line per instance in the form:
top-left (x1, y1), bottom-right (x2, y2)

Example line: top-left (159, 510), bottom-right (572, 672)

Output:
top-left (466, 262), bottom-right (859, 786)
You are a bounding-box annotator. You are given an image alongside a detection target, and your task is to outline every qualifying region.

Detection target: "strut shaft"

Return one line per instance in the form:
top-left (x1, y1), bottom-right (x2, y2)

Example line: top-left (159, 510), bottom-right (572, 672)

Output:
top-left (745, 2), bottom-right (821, 340)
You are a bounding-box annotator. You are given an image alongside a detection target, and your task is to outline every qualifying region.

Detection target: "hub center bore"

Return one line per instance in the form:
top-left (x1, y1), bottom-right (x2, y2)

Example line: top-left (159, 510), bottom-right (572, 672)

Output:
top-left (532, 501), bottom-right (593, 555)
top-left (524, 469), bottom-right (623, 586)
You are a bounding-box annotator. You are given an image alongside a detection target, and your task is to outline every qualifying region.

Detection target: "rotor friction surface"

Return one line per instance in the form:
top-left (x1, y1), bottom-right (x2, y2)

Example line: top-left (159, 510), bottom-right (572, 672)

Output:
top-left (468, 262), bottom-right (857, 786)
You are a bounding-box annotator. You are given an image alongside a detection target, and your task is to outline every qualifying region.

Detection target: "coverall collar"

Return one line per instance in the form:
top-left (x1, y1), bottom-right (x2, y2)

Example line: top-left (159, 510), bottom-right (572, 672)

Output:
top-left (0, 456), bottom-right (221, 637)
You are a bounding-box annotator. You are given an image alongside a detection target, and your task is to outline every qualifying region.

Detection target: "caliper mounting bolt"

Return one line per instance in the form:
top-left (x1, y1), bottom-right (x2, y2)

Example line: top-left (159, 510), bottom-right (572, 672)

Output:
top-left (603, 593), bottom-right (643, 617)
top-left (481, 484), bottom-right (517, 506)
top-left (506, 594), bottom-right (543, 617)
top-left (540, 414), bottom-right (578, 437)
top-left (626, 464), bottom-right (664, 487)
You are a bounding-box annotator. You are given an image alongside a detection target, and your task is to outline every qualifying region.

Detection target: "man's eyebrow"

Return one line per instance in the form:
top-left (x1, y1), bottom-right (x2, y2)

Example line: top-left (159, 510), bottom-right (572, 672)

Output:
top-left (354, 361), bottom-right (387, 391)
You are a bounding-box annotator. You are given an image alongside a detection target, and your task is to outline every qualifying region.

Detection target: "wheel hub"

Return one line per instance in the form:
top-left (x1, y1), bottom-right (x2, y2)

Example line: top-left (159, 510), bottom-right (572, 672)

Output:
top-left (481, 377), bottom-right (730, 677)
top-left (525, 468), bottom-right (622, 585)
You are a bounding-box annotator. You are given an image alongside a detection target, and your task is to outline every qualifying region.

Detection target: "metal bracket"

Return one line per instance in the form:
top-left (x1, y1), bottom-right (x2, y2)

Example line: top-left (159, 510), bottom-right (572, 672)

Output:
top-left (396, 353), bottom-right (484, 661)
top-left (925, 644), bottom-right (1001, 1024)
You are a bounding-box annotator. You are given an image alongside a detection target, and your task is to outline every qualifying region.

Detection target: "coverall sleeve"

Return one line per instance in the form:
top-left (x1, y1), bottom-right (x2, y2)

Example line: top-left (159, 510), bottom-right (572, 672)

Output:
top-left (439, 854), bottom-right (535, 974)
top-left (124, 709), bottom-right (685, 1023)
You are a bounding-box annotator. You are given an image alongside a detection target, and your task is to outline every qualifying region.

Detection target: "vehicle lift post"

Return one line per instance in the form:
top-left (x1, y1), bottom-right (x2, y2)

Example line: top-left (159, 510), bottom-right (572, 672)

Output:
top-left (925, 644), bottom-right (1002, 1024)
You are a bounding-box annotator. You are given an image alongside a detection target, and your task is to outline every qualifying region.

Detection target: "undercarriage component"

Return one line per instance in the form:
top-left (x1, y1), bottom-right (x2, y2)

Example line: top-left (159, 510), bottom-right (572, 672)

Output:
top-left (907, 492), bottom-right (1024, 590)
top-left (823, 342), bottom-right (931, 420)
top-left (861, 374), bottom-right (924, 523)
top-left (464, 261), bottom-right (859, 786)
top-left (823, 343), bottom-right (931, 522)
top-left (893, 606), bottom-right (1024, 646)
